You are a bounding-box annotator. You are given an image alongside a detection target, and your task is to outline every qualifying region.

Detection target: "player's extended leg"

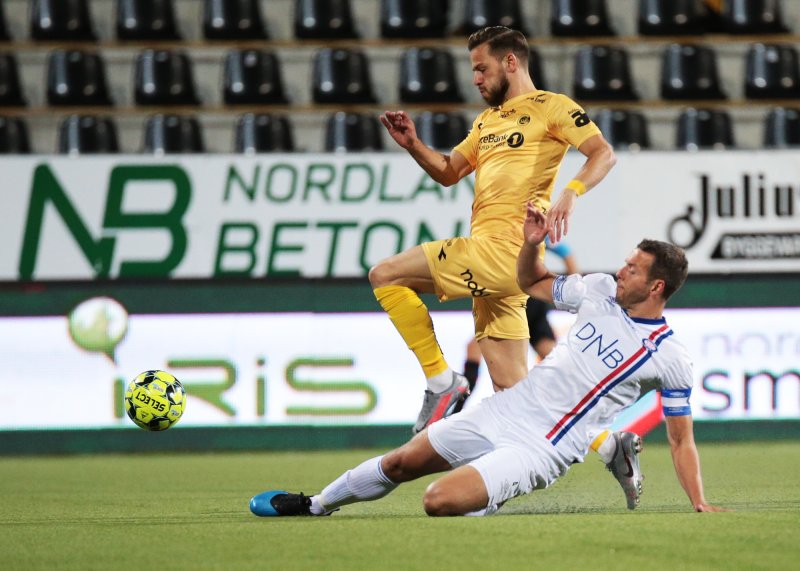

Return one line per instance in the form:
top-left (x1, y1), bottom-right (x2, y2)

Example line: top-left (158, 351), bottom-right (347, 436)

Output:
top-left (478, 336), bottom-right (529, 391)
top-left (369, 245), bottom-right (469, 432)
top-left (249, 432), bottom-right (452, 517)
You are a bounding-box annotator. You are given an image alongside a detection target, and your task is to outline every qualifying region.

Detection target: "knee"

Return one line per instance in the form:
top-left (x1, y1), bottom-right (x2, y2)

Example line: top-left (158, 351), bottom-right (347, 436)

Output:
top-left (368, 261), bottom-right (391, 288)
top-left (422, 481), bottom-right (460, 517)
top-left (380, 449), bottom-right (413, 483)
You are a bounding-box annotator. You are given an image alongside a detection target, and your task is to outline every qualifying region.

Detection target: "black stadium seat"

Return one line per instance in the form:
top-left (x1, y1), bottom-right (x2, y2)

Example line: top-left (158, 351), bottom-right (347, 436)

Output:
top-left (203, 0), bottom-right (268, 41)
top-left (660, 44), bottom-right (726, 100)
top-left (744, 43), bottom-right (800, 100)
top-left (637, 0), bottom-right (707, 36)
top-left (764, 107), bottom-right (800, 148)
top-left (46, 50), bottom-right (113, 107)
top-left (676, 108), bottom-right (735, 150)
top-left (415, 111), bottom-right (469, 150)
top-left (143, 114), bottom-right (205, 154)
top-left (551, 0), bottom-right (615, 37)
top-left (593, 109), bottom-right (650, 150)
top-left (134, 50), bottom-right (199, 106)
top-left (399, 47), bottom-right (462, 104)
top-left (311, 48), bottom-right (376, 104)
top-left (223, 50), bottom-right (287, 106)
top-left (0, 116), bottom-right (31, 153)
top-left (235, 113), bottom-right (295, 153)
top-left (461, 0), bottom-right (528, 35)
top-left (58, 115), bottom-right (119, 154)
top-left (0, 54), bottom-right (26, 107)
top-left (380, 0), bottom-right (448, 39)
top-left (116, 0), bottom-right (181, 41)
top-left (325, 112), bottom-right (384, 152)
top-left (31, 0), bottom-right (96, 42)
top-left (573, 45), bottom-right (638, 101)
top-left (294, 0), bottom-right (358, 39)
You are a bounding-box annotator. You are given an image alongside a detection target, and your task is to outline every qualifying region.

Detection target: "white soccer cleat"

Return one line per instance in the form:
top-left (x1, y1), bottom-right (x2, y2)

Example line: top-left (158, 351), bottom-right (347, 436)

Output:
top-left (606, 431), bottom-right (644, 510)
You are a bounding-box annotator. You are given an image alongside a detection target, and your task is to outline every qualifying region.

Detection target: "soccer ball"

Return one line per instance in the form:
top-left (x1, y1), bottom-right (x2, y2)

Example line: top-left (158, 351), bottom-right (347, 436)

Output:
top-left (124, 370), bottom-right (186, 431)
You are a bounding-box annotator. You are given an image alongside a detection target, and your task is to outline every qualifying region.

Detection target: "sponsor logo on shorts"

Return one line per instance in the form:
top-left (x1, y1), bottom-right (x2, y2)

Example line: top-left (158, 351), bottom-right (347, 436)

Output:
top-left (460, 269), bottom-right (488, 297)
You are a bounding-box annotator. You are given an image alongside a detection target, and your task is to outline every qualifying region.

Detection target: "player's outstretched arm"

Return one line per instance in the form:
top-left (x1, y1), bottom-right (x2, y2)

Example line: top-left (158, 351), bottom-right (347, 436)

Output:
top-left (546, 133), bottom-right (616, 244)
top-left (517, 203), bottom-right (556, 303)
top-left (380, 111), bottom-right (472, 186)
top-left (665, 414), bottom-right (727, 512)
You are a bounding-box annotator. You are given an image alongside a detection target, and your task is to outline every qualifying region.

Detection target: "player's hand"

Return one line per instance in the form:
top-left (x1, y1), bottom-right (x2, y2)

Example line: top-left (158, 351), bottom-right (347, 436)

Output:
top-left (546, 188), bottom-right (578, 244)
top-left (694, 504), bottom-right (729, 513)
top-left (380, 111), bottom-right (418, 150)
top-left (523, 202), bottom-right (548, 246)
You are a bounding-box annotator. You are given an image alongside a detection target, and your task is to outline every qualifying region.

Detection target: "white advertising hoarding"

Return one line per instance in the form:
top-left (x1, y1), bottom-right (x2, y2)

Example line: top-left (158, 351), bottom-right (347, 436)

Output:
top-left (1, 303), bottom-right (797, 430)
top-left (0, 152), bottom-right (798, 280)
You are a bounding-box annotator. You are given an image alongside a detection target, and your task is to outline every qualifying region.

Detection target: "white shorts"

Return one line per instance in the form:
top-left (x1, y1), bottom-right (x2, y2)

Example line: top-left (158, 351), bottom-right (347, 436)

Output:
top-left (427, 387), bottom-right (571, 508)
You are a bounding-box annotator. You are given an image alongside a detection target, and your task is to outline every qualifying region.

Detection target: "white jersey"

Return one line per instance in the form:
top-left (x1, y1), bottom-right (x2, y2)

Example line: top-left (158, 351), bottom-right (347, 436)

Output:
top-left (515, 273), bottom-right (694, 464)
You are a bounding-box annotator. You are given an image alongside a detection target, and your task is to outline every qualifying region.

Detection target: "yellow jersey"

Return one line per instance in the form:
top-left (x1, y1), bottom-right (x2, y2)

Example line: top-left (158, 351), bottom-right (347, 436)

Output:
top-left (453, 91), bottom-right (602, 246)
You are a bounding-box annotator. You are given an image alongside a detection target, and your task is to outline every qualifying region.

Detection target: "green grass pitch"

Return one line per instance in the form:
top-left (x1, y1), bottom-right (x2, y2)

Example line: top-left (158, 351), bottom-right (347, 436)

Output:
top-left (1, 441), bottom-right (798, 571)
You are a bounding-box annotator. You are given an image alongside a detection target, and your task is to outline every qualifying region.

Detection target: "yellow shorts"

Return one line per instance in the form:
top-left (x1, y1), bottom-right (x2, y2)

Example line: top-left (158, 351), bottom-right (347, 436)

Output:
top-left (421, 236), bottom-right (544, 341)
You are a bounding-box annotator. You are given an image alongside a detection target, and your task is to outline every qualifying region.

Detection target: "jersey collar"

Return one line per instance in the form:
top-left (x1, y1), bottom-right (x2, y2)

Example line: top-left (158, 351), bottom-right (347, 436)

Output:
top-left (496, 91), bottom-right (539, 110)
top-left (625, 312), bottom-right (667, 325)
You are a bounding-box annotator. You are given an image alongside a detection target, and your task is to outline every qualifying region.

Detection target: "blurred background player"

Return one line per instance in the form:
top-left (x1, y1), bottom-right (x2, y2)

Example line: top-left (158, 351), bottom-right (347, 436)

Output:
top-left (371, 26), bottom-right (616, 435)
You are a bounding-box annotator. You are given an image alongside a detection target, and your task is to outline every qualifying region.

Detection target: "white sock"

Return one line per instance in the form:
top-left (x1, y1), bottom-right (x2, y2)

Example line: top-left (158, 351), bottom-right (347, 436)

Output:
top-left (597, 434), bottom-right (617, 464)
top-left (315, 455), bottom-right (398, 512)
top-left (426, 369), bottom-right (453, 392)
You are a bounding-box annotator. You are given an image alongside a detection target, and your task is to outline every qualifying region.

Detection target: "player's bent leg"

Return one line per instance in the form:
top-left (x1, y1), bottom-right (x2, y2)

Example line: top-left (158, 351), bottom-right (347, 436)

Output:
top-left (368, 245), bottom-right (435, 291)
top-left (423, 465), bottom-right (490, 516)
top-left (478, 337), bottom-right (529, 391)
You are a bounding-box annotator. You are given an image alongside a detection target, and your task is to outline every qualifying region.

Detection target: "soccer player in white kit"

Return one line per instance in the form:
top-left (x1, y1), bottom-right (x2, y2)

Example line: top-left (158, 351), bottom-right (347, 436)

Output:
top-left (250, 204), bottom-right (724, 517)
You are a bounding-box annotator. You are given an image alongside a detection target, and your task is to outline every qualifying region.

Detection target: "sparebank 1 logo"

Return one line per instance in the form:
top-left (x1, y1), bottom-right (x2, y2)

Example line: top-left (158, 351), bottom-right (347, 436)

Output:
top-left (19, 164), bottom-right (190, 279)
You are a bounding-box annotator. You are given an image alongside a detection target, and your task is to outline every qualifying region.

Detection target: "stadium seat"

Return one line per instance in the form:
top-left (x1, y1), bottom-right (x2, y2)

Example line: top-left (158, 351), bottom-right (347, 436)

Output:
top-left (0, 54), bottom-right (26, 106)
top-left (58, 115), bottom-right (119, 154)
top-left (223, 50), bottom-right (287, 105)
top-left (573, 45), bottom-right (638, 101)
top-left (0, 1), bottom-right (10, 42)
top-left (116, 0), bottom-right (181, 41)
top-left (676, 108), bottom-right (735, 150)
top-left (593, 109), bottom-right (650, 150)
top-left (311, 48), bottom-right (376, 104)
top-left (294, 0), bottom-right (358, 39)
top-left (415, 111), bottom-right (469, 150)
top-left (0, 116), bottom-right (31, 153)
top-left (529, 47), bottom-right (548, 91)
top-left (324, 112), bottom-right (384, 152)
top-left (46, 50), bottom-right (113, 107)
top-left (203, 0), bottom-right (268, 41)
top-left (143, 114), bottom-right (205, 154)
top-left (744, 43), bottom-right (800, 100)
top-left (134, 50), bottom-right (199, 106)
top-left (30, 0), bottom-right (96, 42)
top-left (764, 107), bottom-right (800, 148)
top-left (722, 0), bottom-right (789, 34)
top-left (380, 0), bottom-right (448, 39)
top-left (234, 113), bottom-right (294, 153)
top-left (660, 44), bottom-right (726, 100)
top-left (637, 0), bottom-right (707, 36)
top-left (550, 0), bottom-right (615, 37)
top-left (460, 0), bottom-right (528, 35)
top-left (399, 47), bottom-right (462, 104)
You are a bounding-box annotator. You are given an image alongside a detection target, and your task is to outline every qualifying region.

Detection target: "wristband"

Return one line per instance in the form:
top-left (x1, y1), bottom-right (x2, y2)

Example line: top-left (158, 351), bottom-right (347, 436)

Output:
top-left (565, 179), bottom-right (587, 196)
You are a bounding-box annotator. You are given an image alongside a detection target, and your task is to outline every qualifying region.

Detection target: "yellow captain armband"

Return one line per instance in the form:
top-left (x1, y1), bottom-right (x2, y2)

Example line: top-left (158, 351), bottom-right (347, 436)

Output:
top-left (565, 179), bottom-right (587, 196)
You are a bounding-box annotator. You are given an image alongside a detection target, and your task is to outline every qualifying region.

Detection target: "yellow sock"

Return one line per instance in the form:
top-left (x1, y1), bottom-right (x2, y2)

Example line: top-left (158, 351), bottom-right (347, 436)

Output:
top-left (374, 285), bottom-right (449, 378)
top-left (590, 430), bottom-right (611, 452)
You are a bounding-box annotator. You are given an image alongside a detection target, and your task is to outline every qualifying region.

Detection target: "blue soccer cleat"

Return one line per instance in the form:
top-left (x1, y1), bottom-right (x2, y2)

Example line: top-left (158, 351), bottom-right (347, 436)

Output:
top-left (250, 490), bottom-right (313, 517)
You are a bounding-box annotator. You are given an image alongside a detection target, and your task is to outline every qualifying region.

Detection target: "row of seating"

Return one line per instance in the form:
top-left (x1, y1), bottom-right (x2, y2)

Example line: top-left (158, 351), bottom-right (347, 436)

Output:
top-left (2, 41), bottom-right (798, 108)
top-left (2, 0), bottom-right (793, 43)
top-left (3, 107), bottom-right (799, 154)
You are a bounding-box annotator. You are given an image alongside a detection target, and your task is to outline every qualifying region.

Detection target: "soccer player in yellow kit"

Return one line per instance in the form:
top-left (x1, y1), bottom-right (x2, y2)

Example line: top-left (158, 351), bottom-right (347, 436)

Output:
top-left (373, 27), bottom-right (617, 440)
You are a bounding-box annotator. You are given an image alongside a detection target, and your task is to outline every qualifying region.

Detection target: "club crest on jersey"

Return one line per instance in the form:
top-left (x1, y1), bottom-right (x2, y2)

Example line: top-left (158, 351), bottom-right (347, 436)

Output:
top-left (642, 338), bottom-right (658, 353)
top-left (518, 115), bottom-right (530, 125)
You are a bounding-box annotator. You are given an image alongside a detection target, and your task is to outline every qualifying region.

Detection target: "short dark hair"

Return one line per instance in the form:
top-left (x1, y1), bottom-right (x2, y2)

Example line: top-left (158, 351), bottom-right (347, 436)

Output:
top-left (467, 26), bottom-right (529, 64)
top-left (636, 239), bottom-right (689, 301)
